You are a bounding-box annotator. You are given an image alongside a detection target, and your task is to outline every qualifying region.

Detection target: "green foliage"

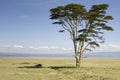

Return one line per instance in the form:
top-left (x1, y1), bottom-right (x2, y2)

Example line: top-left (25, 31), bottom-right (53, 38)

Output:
top-left (50, 4), bottom-right (86, 20)
top-left (50, 4), bottom-right (86, 33)
top-left (77, 4), bottom-right (113, 52)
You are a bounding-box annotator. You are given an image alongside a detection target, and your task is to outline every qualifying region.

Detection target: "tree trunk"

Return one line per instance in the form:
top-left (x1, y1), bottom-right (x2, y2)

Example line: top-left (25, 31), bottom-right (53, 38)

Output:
top-left (75, 49), bottom-right (83, 68)
top-left (75, 56), bottom-right (80, 68)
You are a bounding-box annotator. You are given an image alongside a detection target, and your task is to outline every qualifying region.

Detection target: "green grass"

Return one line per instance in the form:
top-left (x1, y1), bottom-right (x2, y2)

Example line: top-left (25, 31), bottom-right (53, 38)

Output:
top-left (0, 58), bottom-right (120, 80)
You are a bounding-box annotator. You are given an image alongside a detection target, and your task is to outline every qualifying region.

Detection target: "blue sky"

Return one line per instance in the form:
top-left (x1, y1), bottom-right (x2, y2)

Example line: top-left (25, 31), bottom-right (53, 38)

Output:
top-left (0, 0), bottom-right (120, 54)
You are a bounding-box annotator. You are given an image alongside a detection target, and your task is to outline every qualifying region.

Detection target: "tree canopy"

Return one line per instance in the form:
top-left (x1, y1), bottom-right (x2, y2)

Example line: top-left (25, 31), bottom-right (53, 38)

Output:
top-left (50, 3), bottom-right (113, 68)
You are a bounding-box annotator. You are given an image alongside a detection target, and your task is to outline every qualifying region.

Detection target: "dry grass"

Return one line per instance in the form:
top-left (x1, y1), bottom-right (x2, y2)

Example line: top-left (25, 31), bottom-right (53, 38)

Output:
top-left (0, 58), bottom-right (120, 80)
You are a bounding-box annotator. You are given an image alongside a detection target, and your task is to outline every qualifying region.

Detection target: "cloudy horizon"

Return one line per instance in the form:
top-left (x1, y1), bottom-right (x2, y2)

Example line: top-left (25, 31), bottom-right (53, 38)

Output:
top-left (0, 43), bottom-right (120, 54)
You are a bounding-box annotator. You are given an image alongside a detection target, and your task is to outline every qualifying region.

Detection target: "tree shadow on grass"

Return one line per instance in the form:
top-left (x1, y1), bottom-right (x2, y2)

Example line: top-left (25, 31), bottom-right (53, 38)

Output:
top-left (18, 64), bottom-right (42, 69)
top-left (49, 66), bottom-right (76, 70)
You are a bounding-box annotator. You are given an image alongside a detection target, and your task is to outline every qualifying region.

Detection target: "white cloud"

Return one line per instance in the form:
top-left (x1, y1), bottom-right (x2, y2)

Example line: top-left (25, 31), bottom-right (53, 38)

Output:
top-left (13, 45), bottom-right (24, 49)
top-left (61, 47), bottom-right (73, 51)
top-left (0, 44), bottom-right (73, 54)
top-left (20, 15), bottom-right (29, 19)
top-left (0, 43), bottom-right (120, 54)
top-left (29, 46), bottom-right (55, 50)
top-left (28, 46), bottom-right (73, 53)
top-left (95, 43), bottom-right (120, 52)
top-left (22, 15), bottom-right (29, 18)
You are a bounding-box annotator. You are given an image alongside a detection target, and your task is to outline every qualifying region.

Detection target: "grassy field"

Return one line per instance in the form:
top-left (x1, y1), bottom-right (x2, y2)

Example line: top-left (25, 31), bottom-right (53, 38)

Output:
top-left (0, 58), bottom-right (120, 80)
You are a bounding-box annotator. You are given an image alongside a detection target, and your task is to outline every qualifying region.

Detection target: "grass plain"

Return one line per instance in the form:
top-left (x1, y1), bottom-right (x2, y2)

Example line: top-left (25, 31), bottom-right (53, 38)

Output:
top-left (0, 58), bottom-right (120, 80)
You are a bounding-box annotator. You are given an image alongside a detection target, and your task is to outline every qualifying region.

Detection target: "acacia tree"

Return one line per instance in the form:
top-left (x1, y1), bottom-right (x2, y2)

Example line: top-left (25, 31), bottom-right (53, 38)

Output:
top-left (50, 4), bottom-right (113, 68)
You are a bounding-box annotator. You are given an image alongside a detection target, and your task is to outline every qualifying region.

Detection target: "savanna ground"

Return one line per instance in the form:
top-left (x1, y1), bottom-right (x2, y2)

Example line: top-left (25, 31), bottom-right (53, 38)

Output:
top-left (0, 58), bottom-right (120, 80)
